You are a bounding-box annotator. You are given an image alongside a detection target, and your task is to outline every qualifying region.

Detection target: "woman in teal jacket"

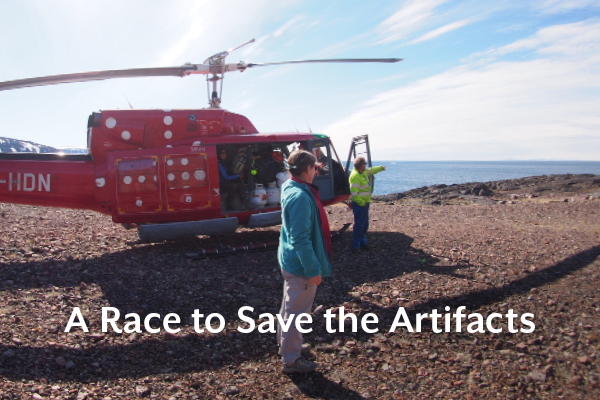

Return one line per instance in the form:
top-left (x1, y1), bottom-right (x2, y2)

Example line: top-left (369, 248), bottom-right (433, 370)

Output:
top-left (277, 150), bottom-right (331, 374)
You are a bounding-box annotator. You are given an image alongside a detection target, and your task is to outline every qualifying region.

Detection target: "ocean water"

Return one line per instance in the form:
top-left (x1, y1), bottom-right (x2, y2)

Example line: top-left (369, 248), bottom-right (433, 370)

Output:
top-left (370, 161), bottom-right (600, 195)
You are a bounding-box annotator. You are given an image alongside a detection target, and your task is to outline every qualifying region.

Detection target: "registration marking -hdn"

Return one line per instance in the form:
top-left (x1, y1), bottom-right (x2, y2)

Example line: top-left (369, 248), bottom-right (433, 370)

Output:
top-left (4, 173), bottom-right (51, 192)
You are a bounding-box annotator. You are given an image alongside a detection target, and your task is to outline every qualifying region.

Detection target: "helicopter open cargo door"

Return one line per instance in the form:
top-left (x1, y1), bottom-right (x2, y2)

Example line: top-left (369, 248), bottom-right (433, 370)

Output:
top-left (345, 134), bottom-right (374, 192)
top-left (307, 138), bottom-right (334, 201)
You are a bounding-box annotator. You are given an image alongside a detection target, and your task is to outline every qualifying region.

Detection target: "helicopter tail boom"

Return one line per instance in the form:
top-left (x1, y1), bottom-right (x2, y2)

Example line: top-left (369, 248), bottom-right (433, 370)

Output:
top-left (0, 154), bottom-right (102, 212)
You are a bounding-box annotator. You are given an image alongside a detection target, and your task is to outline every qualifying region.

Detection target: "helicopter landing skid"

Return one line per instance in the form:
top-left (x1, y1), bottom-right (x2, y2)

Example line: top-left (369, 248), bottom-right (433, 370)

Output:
top-left (185, 223), bottom-right (351, 259)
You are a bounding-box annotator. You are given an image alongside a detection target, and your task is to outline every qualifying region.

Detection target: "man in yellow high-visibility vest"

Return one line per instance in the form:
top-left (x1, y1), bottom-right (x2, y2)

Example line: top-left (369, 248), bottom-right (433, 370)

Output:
top-left (348, 157), bottom-right (386, 253)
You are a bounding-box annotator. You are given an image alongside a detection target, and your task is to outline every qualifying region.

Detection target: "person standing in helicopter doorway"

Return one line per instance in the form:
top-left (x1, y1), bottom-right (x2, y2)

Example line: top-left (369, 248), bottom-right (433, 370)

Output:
top-left (218, 148), bottom-right (247, 210)
top-left (277, 150), bottom-right (332, 374)
top-left (348, 157), bottom-right (386, 253)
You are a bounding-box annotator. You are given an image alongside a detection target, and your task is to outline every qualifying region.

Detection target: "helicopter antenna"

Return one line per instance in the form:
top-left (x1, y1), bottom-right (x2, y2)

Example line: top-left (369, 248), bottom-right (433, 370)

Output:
top-left (123, 93), bottom-right (134, 109)
top-left (305, 119), bottom-right (313, 134)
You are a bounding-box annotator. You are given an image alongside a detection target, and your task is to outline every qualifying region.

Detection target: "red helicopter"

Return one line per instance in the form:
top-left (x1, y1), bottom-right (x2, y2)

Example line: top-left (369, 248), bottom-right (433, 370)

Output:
top-left (0, 39), bottom-right (401, 241)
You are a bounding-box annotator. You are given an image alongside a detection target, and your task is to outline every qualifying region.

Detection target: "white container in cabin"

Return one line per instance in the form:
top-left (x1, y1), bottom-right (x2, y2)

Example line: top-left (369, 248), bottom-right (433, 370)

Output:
top-left (276, 171), bottom-right (291, 188)
top-left (266, 181), bottom-right (280, 206)
top-left (252, 184), bottom-right (267, 207)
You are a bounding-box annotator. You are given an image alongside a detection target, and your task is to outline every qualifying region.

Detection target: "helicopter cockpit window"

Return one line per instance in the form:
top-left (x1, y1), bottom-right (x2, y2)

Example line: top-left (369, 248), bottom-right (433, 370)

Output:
top-left (313, 146), bottom-right (330, 176)
top-left (287, 142), bottom-right (303, 153)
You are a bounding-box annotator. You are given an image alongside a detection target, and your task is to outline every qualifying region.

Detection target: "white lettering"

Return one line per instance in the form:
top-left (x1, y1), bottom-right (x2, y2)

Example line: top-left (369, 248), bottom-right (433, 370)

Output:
top-left (454, 306), bottom-right (466, 332)
top-left (190, 312), bottom-right (226, 333)
top-left (6, 172), bottom-right (51, 191)
top-left (276, 313), bottom-right (296, 333)
top-left (144, 313), bottom-right (161, 334)
top-left (520, 313), bottom-right (535, 333)
top-left (39, 173), bottom-right (51, 191)
top-left (506, 309), bottom-right (519, 333)
top-left (65, 307), bottom-right (89, 332)
top-left (416, 313), bottom-right (428, 332)
top-left (257, 313), bottom-right (276, 333)
top-left (467, 313), bottom-right (485, 333)
top-left (192, 309), bottom-right (204, 333)
top-left (163, 313), bottom-right (181, 333)
top-left (205, 313), bottom-right (225, 333)
top-left (389, 307), bottom-right (414, 333)
top-left (296, 313), bottom-right (313, 334)
top-left (102, 307), bottom-right (122, 333)
top-left (338, 306), bottom-right (357, 333)
top-left (237, 306), bottom-right (255, 333)
top-left (431, 309), bottom-right (442, 333)
top-left (124, 313), bottom-right (142, 333)
top-left (324, 308), bottom-right (336, 333)
top-left (361, 313), bottom-right (379, 333)
top-left (486, 313), bottom-right (503, 334)
top-left (23, 173), bottom-right (35, 191)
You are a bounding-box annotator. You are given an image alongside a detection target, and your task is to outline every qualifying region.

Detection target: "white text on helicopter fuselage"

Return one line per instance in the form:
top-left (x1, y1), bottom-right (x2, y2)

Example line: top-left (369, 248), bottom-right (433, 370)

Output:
top-left (0, 173), bottom-right (51, 192)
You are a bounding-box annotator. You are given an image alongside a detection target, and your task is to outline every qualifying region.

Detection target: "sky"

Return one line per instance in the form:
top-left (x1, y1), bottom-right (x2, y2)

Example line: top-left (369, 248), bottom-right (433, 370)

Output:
top-left (0, 0), bottom-right (599, 161)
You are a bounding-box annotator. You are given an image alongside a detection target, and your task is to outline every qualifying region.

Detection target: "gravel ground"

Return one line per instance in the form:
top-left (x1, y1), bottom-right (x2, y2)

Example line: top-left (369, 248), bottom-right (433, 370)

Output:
top-left (0, 180), bottom-right (599, 399)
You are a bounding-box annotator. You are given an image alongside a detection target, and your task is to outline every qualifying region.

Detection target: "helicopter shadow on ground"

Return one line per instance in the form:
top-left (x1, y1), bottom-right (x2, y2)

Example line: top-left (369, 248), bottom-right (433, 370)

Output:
top-left (0, 229), bottom-right (459, 392)
top-left (1, 233), bottom-right (597, 394)
top-left (341, 243), bottom-right (600, 340)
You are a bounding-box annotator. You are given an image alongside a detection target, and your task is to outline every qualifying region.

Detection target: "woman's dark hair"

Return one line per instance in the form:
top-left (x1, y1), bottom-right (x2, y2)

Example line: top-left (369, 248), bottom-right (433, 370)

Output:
top-left (287, 150), bottom-right (316, 177)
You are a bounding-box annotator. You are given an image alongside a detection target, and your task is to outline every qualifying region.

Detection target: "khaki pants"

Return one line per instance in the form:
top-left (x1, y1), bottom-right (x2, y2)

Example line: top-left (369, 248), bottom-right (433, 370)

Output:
top-left (277, 269), bottom-right (317, 366)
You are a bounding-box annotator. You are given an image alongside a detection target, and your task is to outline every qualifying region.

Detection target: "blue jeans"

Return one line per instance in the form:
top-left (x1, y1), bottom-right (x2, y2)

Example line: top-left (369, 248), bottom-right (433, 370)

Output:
top-left (352, 201), bottom-right (370, 249)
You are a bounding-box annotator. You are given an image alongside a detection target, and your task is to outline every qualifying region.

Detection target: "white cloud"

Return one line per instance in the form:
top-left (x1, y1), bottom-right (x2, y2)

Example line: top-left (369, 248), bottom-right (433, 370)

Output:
top-left (536, 0), bottom-right (600, 14)
top-left (377, 0), bottom-right (450, 43)
top-left (311, 32), bottom-right (372, 58)
top-left (325, 19), bottom-right (600, 160)
top-left (159, 1), bottom-right (292, 66)
top-left (242, 15), bottom-right (304, 59)
top-left (273, 16), bottom-right (302, 37)
top-left (469, 18), bottom-right (600, 63)
top-left (408, 17), bottom-right (476, 44)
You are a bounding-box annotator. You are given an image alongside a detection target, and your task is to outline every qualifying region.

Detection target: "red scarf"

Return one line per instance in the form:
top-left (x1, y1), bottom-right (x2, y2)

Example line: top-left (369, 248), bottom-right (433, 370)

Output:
top-left (291, 177), bottom-right (332, 261)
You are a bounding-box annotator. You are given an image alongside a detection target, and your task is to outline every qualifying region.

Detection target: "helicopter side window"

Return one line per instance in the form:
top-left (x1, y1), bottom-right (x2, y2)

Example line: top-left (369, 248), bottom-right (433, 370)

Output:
top-left (313, 146), bottom-right (330, 176)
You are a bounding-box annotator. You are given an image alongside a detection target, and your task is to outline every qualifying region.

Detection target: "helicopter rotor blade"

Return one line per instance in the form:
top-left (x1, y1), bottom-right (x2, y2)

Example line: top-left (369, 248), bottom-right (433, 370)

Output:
top-left (228, 38), bottom-right (256, 54)
top-left (0, 56), bottom-right (402, 94)
top-left (0, 64), bottom-right (209, 92)
top-left (246, 58), bottom-right (402, 68)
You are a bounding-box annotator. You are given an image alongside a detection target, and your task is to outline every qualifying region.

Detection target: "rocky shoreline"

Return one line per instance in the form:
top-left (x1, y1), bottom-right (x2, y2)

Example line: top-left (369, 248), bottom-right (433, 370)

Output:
top-left (373, 173), bottom-right (600, 205)
top-left (0, 174), bottom-right (599, 399)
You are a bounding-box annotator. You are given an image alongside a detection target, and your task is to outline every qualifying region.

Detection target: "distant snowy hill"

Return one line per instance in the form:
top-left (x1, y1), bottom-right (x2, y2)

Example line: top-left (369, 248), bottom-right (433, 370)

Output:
top-left (0, 137), bottom-right (87, 154)
top-left (55, 147), bottom-right (89, 154)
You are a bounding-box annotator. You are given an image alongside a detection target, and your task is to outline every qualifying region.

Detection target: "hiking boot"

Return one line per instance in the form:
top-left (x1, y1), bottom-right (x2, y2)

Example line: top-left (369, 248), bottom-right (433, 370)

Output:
top-left (351, 248), bottom-right (361, 254)
top-left (282, 357), bottom-right (316, 374)
top-left (361, 245), bottom-right (370, 251)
